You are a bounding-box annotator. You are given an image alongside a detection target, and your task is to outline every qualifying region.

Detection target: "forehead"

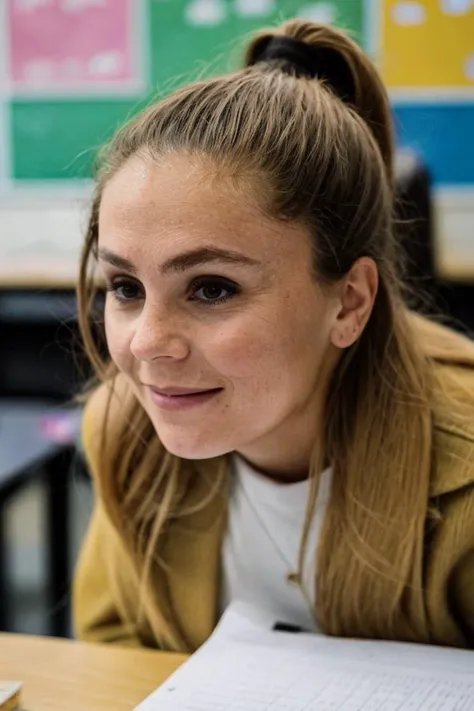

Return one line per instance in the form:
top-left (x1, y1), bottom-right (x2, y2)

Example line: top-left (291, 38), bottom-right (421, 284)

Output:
top-left (98, 153), bottom-right (313, 270)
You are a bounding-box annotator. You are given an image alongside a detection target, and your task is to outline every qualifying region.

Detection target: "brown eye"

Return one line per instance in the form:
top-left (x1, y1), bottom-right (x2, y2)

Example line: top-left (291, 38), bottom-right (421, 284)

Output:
top-left (107, 278), bottom-right (143, 302)
top-left (190, 277), bottom-right (240, 306)
top-left (198, 284), bottom-right (228, 301)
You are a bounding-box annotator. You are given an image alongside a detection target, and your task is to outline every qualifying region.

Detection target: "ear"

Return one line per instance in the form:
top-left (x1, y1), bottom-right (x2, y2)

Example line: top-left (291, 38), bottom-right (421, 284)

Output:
top-left (330, 257), bottom-right (378, 349)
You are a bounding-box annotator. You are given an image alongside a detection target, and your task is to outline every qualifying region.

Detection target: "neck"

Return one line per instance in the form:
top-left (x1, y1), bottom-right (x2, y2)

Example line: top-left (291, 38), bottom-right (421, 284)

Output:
top-left (236, 453), bottom-right (310, 484)
top-left (236, 387), bottom-right (326, 484)
top-left (236, 346), bottom-right (339, 483)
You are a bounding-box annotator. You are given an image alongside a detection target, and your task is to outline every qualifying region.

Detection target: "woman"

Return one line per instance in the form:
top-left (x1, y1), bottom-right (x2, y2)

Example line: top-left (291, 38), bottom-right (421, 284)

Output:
top-left (74, 20), bottom-right (474, 651)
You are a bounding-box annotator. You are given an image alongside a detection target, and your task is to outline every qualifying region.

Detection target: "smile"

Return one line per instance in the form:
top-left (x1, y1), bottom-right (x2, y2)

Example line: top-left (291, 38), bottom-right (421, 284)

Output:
top-left (146, 386), bottom-right (224, 411)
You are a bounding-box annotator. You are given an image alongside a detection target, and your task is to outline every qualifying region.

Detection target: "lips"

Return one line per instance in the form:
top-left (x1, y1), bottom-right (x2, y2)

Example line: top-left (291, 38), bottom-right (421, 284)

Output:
top-left (145, 385), bottom-right (223, 411)
top-left (148, 386), bottom-right (222, 397)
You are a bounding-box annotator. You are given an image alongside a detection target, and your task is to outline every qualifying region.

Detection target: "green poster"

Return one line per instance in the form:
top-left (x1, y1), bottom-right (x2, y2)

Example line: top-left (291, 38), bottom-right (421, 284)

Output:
top-left (9, 0), bottom-right (365, 182)
top-left (149, 0), bottom-right (364, 88)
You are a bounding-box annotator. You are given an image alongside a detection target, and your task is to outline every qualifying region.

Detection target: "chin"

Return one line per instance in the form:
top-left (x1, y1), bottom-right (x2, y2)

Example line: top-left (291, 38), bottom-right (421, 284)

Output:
top-left (156, 429), bottom-right (233, 461)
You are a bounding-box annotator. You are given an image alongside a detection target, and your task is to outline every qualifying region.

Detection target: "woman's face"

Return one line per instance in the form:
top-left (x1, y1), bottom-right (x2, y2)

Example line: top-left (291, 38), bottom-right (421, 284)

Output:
top-left (98, 153), bottom-right (345, 473)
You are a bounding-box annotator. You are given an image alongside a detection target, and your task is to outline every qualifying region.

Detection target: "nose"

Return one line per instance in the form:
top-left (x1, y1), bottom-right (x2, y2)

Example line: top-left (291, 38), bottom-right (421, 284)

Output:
top-left (129, 301), bottom-right (190, 362)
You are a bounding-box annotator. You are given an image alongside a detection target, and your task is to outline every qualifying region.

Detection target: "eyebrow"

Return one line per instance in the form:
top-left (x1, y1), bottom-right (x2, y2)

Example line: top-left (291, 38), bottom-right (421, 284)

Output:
top-left (98, 249), bottom-right (137, 274)
top-left (98, 246), bottom-right (261, 275)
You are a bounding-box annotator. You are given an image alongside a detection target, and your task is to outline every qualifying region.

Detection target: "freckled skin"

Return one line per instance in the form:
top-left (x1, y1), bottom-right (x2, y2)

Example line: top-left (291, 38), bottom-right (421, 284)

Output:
top-left (98, 153), bottom-right (372, 478)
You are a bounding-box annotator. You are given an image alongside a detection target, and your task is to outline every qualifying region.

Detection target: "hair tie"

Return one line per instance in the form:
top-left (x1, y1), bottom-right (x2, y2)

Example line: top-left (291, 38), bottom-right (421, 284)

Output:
top-left (251, 36), bottom-right (356, 104)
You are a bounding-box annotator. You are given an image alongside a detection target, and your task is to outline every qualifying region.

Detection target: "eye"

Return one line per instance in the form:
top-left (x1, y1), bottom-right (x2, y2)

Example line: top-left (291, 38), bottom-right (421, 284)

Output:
top-left (106, 277), bottom-right (144, 303)
top-left (190, 277), bottom-right (240, 306)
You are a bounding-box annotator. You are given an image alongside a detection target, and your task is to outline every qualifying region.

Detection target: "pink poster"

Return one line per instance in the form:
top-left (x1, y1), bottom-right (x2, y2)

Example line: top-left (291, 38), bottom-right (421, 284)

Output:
top-left (6, 0), bottom-right (144, 93)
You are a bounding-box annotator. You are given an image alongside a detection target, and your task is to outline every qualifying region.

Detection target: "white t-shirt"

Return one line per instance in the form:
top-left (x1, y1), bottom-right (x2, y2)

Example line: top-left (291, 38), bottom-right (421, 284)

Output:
top-left (221, 455), bottom-right (332, 633)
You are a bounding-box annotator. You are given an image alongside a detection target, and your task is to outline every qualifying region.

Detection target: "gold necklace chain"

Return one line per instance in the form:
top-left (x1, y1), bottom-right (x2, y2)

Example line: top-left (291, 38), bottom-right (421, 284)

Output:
top-left (237, 475), bottom-right (317, 626)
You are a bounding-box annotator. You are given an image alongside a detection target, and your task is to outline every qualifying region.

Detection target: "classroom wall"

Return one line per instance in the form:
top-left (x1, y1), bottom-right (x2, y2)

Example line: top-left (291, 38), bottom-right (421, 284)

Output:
top-left (381, 0), bottom-right (474, 278)
top-left (0, 0), bottom-right (473, 283)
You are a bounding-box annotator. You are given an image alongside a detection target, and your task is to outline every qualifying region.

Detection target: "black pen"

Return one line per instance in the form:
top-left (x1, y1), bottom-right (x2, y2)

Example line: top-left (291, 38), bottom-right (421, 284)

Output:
top-left (273, 621), bottom-right (307, 633)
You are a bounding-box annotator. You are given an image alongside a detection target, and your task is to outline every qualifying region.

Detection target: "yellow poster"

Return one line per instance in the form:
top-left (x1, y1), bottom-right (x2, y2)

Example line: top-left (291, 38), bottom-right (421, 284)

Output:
top-left (380, 0), bottom-right (474, 92)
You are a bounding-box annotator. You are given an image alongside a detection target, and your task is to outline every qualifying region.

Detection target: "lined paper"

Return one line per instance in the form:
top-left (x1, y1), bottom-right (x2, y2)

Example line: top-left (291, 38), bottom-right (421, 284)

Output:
top-left (136, 604), bottom-right (474, 710)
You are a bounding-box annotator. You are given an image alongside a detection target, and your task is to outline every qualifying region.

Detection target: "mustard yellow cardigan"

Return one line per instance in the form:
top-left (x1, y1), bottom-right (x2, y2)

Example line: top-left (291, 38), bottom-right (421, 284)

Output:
top-left (74, 316), bottom-right (474, 651)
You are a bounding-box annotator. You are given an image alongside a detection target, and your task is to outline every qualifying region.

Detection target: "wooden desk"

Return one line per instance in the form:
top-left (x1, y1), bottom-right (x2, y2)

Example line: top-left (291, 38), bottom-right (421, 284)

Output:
top-left (0, 634), bottom-right (187, 710)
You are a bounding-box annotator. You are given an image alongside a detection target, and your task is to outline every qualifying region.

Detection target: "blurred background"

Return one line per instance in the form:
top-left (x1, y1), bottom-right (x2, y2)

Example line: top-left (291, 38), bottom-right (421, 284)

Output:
top-left (0, 0), bottom-right (472, 638)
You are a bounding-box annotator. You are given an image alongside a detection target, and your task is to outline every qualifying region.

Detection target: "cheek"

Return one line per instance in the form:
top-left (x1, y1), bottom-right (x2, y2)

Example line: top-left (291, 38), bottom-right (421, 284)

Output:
top-left (203, 320), bottom-right (278, 385)
top-left (104, 304), bottom-right (134, 373)
top-left (206, 298), bottom-right (330, 388)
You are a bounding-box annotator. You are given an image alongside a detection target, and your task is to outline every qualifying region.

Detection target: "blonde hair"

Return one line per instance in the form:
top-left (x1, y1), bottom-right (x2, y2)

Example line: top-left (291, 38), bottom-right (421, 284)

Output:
top-left (79, 20), bottom-right (442, 643)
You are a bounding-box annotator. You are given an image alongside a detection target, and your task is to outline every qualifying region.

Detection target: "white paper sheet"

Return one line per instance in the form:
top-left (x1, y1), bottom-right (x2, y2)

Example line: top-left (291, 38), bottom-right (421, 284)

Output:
top-left (136, 602), bottom-right (474, 710)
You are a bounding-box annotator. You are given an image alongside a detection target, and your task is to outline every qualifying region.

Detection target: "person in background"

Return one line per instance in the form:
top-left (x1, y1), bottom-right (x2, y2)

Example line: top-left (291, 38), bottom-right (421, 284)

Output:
top-left (74, 20), bottom-right (474, 651)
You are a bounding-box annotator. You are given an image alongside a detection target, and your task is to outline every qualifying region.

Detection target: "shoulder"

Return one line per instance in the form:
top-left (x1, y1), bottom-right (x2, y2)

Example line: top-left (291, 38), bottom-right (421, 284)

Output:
top-left (409, 311), bottom-right (474, 429)
top-left (409, 311), bottom-right (474, 367)
top-left (431, 420), bottom-right (474, 497)
top-left (431, 362), bottom-right (474, 497)
top-left (409, 314), bottom-right (474, 495)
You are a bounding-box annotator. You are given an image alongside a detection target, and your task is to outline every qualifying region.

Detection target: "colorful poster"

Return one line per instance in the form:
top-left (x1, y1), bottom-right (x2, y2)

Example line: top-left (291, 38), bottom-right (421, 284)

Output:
top-left (380, 0), bottom-right (474, 94)
top-left (6, 0), bottom-right (145, 95)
